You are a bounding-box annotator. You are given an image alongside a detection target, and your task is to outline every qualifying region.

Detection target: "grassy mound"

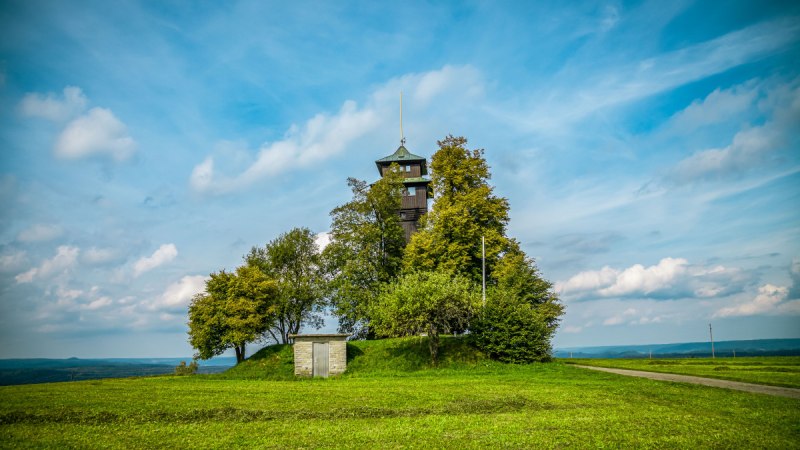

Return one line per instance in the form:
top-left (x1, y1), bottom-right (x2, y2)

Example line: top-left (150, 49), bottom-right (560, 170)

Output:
top-left (221, 336), bottom-right (494, 379)
top-left (217, 344), bottom-right (295, 380)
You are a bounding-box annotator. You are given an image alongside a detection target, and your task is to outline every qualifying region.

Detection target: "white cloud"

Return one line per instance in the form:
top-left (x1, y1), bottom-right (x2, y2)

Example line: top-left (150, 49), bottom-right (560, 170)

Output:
top-left (15, 245), bottom-right (80, 283)
top-left (55, 107), bottom-right (136, 161)
top-left (557, 258), bottom-right (748, 301)
top-left (714, 284), bottom-right (800, 317)
top-left (669, 82), bottom-right (758, 132)
top-left (668, 80), bottom-right (799, 183)
top-left (133, 244), bottom-right (177, 277)
top-left (17, 224), bottom-right (63, 242)
top-left (555, 266), bottom-right (620, 295)
top-left (0, 250), bottom-right (28, 272)
top-left (19, 86), bottom-right (87, 121)
top-left (562, 325), bottom-right (583, 333)
top-left (599, 258), bottom-right (689, 297)
top-left (151, 275), bottom-right (208, 310)
top-left (191, 100), bottom-right (378, 193)
top-left (82, 247), bottom-right (117, 265)
top-left (191, 65), bottom-right (483, 194)
top-left (603, 307), bottom-right (637, 326)
top-left (85, 296), bottom-right (112, 310)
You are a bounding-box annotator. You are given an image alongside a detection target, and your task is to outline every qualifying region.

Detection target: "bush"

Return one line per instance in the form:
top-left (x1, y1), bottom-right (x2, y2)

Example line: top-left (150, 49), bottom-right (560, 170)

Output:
top-left (174, 360), bottom-right (199, 376)
top-left (469, 292), bottom-right (554, 363)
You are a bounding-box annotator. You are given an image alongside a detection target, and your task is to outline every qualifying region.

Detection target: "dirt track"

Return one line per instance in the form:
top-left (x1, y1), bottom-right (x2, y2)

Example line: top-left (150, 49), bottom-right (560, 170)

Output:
top-left (574, 365), bottom-right (800, 400)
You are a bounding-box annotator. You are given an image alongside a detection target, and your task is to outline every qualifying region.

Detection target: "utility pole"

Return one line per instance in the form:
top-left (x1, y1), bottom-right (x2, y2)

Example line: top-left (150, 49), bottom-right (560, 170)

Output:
top-left (709, 323), bottom-right (715, 359)
top-left (481, 236), bottom-right (486, 306)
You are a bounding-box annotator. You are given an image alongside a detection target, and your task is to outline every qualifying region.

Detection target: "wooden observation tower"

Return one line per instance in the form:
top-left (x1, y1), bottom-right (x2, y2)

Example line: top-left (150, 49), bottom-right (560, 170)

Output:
top-left (374, 93), bottom-right (431, 242)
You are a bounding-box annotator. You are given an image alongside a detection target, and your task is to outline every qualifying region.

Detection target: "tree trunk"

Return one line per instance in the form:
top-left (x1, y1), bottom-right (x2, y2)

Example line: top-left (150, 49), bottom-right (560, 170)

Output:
top-left (428, 324), bottom-right (439, 366)
top-left (234, 344), bottom-right (246, 364)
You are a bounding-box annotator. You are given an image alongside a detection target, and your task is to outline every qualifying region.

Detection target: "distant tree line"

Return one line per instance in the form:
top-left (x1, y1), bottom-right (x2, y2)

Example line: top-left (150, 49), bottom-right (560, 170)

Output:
top-left (188, 135), bottom-right (563, 365)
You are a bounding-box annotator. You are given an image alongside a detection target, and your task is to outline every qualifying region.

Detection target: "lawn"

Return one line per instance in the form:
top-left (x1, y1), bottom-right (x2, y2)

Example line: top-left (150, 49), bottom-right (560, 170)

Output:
top-left (565, 356), bottom-right (800, 389)
top-left (1, 339), bottom-right (798, 448)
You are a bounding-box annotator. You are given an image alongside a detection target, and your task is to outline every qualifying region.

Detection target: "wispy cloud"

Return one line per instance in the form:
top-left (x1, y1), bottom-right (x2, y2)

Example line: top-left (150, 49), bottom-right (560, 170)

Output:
top-left (17, 224), bottom-right (63, 242)
top-left (15, 246), bottom-right (79, 284)
top-left (19, 86), bottom-right (87, 122)
top-left (190, 65), bottom-right (484, 194)
top-left (133, 244), bottom-right (177, 277)
top-left (511, 18), bottom-right (800, 134)
top-left (667, 80), bottom-right (800, 183)
top-left (0, 250), bottom-right (27, 272)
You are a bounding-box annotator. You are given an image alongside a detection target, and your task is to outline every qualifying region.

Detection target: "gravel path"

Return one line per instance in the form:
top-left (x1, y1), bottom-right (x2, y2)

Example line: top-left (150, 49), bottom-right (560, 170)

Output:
top-left (573, 365), bottom-right (800, 399)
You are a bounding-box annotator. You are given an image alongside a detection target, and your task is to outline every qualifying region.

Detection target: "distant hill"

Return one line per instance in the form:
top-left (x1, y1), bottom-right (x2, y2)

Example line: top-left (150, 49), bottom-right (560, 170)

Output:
top-left (0, 357), bottom-right (236, 386)
top-left (554, 338), bottom-right (800, 359)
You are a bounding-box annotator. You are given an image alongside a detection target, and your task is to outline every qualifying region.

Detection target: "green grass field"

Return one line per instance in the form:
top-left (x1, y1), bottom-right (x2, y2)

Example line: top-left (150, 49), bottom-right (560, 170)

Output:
top-left (1, 338), bottom-right (798, 448)
top-left (565, 356), bottom-right (800, 389)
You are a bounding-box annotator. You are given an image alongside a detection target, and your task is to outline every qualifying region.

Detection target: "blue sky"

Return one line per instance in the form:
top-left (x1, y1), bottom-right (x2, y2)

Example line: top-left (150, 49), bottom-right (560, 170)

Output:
top-left (0, 0), bottom-right (798, 358)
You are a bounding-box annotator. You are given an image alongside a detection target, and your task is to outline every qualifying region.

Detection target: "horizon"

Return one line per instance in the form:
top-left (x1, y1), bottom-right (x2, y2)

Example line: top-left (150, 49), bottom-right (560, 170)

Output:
top-left (1, 1), bottom-right (799, 358)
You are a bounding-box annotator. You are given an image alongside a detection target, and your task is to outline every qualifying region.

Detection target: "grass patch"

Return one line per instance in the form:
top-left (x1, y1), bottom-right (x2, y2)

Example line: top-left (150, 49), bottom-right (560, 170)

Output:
top-left (1, 341), bottom-right (798, 447)
top-left (0, 361), bottom-right (798, 448)
top-left (565, 356), bottom-right (800, 388)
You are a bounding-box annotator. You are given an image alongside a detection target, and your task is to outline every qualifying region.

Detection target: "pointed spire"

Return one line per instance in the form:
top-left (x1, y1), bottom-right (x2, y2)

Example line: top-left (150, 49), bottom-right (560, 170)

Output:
top-left (400, 91), bottom-right (406, 146)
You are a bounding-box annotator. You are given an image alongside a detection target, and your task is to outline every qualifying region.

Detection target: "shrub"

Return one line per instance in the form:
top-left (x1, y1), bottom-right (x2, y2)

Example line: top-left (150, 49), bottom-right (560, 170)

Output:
top-left (174, 360), bottom-right (199, 376)
top-left (469, 291), bottom-right (554, 363)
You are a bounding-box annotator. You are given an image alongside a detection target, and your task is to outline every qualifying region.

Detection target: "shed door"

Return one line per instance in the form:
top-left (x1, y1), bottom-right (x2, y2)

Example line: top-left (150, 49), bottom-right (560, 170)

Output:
top-left (313, 342), bottom-right (329, 378)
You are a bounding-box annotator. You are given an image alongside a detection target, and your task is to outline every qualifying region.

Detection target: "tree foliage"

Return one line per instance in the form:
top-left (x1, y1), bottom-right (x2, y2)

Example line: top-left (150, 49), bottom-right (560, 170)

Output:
top-left (404, 135), bottom-right (510, 284)
top-left (246, 227), bottom-right (325, 344)
top-left (188, 266), bottom-right (277, 364)
top-left (469, 290), bottom-right (556, 363)
top-left (400, 135), bottom-right (563, 362)
top-left (322, 167), bottom-right (406, 337)
top-left (370, 270), bottom-right (479, 364)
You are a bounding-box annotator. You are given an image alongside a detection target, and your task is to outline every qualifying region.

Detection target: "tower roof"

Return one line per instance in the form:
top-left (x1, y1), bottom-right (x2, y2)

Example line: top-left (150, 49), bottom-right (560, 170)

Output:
top-left (375, 145), bottom-right (428, 175)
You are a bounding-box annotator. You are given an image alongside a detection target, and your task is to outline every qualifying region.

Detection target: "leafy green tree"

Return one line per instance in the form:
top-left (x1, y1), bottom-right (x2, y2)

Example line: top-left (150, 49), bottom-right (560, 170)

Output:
top-left (370, 270), bottom-right (479, 364)
top-left (401, 135), bottom-right (563, 361)
top-left (323, 167), bottom-right (406, 337)
top-left (492, 243), bottom-right (564, 329)
top-left (246, 227), bottom-right (325, 344)
top-left (404, 135), bottom-right (510, 284)
top-left (469, 290), bottom-right (556, 363)
top-left (188, 266), bottom-right (277, 364)
top-left (470, 242), bottom-right (564, 362)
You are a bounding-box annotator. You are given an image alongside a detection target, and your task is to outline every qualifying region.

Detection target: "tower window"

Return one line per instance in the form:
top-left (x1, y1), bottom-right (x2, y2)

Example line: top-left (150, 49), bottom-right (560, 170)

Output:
top-left (406, 186), bottom-right (416, 196)
top-left (404, 165), bottom-right (411, 172)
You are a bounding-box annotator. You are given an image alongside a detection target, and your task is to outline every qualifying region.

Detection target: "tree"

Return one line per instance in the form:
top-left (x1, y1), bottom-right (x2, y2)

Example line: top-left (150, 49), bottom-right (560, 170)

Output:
top-left (469, 290), bottom-right (556, 363)
top-left (492, 243), bottom-right (563, 330)
top-left (322, 167), bottom-right (406, 337)
top-left (370, 270), bottom-right (479, 364)
top-left (404, 135), bottom-right (510, 284)
top-left (402, 135), bottom-right (564, 362)
top-left (470, 245), bottom-right (564, 362)
top-left (188, 266), bottom-right (277, 364)
top-left (245, 227), bottom-right (325, 344)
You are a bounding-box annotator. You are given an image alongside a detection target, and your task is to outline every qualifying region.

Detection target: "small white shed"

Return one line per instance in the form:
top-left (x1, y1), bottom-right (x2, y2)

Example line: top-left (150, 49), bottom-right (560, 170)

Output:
top-left (288, 334), bottom-right (349, 377)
